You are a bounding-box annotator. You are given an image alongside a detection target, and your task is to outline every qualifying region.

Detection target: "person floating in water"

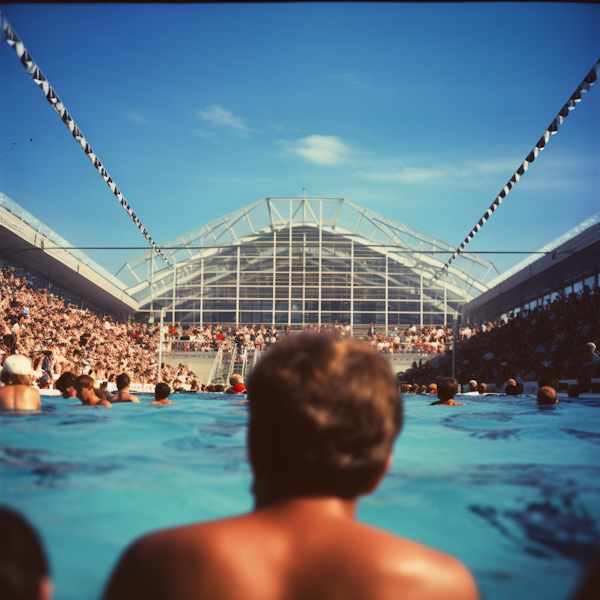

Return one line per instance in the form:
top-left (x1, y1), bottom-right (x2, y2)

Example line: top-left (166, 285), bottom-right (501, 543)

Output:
top-left (111, 373), bottom-right (140, 403)
top-left (75, 375), bottom-right (111, 408)
top-left (103, 334), bottom-right (479, 600)
top-left (148, 383), bottom-right (178, 405)
top-left (537, 386), bottom-right (558, 405)
top-left (0, 354), bottom-right (41, 411)
top-left (430, 377), bottom-right (466, 406)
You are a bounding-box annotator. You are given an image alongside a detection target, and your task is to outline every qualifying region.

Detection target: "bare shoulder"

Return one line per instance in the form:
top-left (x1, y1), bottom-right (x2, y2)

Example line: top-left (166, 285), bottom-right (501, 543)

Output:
top-left (355, 523), bottom-right (479, 600)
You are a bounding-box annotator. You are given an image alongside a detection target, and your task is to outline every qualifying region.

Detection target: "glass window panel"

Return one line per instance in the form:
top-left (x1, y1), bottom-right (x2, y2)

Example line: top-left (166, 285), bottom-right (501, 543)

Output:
top-left (321, 258), bottom-right (351, 272)
top-left (290, 300), bottom-right (303, 312)
top-left (353, 288), bottom-right (386, 300)
top-left (275, 300), bottom-right (289, 311)
top-left (321, 287), bottom-right (351, 299)
top-left (423, 302), bottom-right (443, 313)
top-left (387, 262), bottom-right (415, 275)
top-left (354, 258), bottom-right (386, 272)
top-left (291, 274), bottom-right (304, 286)
top-left (388, 288), bottom-right (419, 300)
top-left (201, 287), bottom-right (238, 298)
top-left (240, 257), bottom-right (273, 271)
top-left (447, 302), bottom-right (462, 312)
top-left (275, 287), bottom-right (289, 298)
top-left (305, 301), bottom-right (319, 311)
top-left (239, 287), bottom-right (273, 299)
top-left (291, 287), bottom-right (303, 299)
top-left (276, 273), bottom-right (290, 285)
top-left (291, 312), bottom-right (303, 323)
top-left (202, 311), bottom-right (236, 323)
top-left (584, 276), bottom-right (594, 289)
top-left (239, 272), bottom-right (273, 285)
top-left (240, 312), bottom-right (272, 323)
top-left (423, 313), bottom-right (445, 325)
top-left (425, 289), bottom-right (444, 301)
top-left (203, 300), bottom-right (236, 310)
top-left (321, 312), bottom-right (351, 324)
top-left (204, 273), bottom-right (237, 286)
top-left (573, 281), bottom-right (583, 294)
top-left (388, 275), bottom-right (418, 287)
top-left (274, 312), bottom-right (288, 324)
top-left (398, 313), bottom-right (420, 326)
top-left (304, 274), bottom-right (319, 286)
top-left (320, 273), bottom-right (351, 286)
top-left (305, 288), bottom-right (319, 298)
top-left (305, 312), bottom-right (319, 323)
top-left (353, 312), bottom-right (378, 324)
top-left (354, 301), bottom-right (385, 312)
top-left (321, 301), bottom-right (351, 311)
top-left (388, 313), bottom-right (399, 325)
top-left (240, 300), bottom-right (273, 311)
top-left (445, 290), bottom-right (465, 301)
top-left (353, 273), bottom-right (386, 286)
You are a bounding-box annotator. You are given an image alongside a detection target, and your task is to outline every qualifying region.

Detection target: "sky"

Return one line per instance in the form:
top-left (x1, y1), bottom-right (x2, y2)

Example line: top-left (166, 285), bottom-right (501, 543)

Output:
top-left (1, 3), bottom-right (599, 284)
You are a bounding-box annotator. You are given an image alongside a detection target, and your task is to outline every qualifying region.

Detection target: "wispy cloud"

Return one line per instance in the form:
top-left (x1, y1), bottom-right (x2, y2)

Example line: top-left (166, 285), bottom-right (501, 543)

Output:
top-left (194, 129), bottom-right (220, 143)
top-left (280, 135), bottom-right (353, 165)
top-left (198, 105), bottom-right (249, 135)
top-left (127, 112), bottom-right (147, 124)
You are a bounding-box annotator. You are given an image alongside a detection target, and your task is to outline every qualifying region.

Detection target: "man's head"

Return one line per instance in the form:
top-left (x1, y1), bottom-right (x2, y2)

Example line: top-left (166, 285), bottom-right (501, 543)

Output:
top-left (0, 506), bottom-right (52, 600)
top-left (507, 378), bottom-right (516, 387)
top-left (505, 384), bottom-right (518, 396)
top-left (477, 382), bottom-right (488, 395)
top-left (0, 354), bottom-right (33, 386)
top-left (468, 380), bottom-right (477, 392)
top-left (155, 382), bottom-right (170, 401)
top-left (585, 342), bottom-right (596, 359)
top-left (55, 372), bottom-right (77, 399)
top-left (437, 377), bottom-right (459, 402)
top-left (537, 386), bottom-right (558, 405)
top-left (229, 373), bottom-right (243, 386)
top-left (116, 373), bottom-right (130, 390)
top-left (246, 334), bottom-right (402, 500)
top-left (567, 384), bottom-right (580, 398)
top-left (75, 375), bottom-right (94, 403)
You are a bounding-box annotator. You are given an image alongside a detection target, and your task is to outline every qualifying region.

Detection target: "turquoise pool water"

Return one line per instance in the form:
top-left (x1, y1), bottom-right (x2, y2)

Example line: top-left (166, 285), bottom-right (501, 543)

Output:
top-left (1, 393), bottom-right (599, 600)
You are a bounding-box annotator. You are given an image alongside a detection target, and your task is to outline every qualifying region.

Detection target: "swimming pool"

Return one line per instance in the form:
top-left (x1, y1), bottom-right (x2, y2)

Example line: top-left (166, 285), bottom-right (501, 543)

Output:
top-left (1, 393), bottom-right (599, 599)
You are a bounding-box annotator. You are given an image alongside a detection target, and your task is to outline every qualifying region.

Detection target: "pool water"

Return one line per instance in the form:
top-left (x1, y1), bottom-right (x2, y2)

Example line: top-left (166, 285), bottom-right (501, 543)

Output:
top-left (1, 393), bottom-right (599, 600)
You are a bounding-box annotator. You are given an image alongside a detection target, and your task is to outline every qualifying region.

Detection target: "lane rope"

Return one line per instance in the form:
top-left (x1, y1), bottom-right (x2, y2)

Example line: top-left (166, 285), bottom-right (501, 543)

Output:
top-left (1, 12), bottom-right (171, 266)
top-left (432, 58), bottom-right (599, 282)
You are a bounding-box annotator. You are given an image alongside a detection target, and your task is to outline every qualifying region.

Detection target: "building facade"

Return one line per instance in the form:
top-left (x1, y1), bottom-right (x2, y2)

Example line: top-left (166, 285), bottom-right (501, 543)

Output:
top-left (119, 198), bottom-right (496, 330)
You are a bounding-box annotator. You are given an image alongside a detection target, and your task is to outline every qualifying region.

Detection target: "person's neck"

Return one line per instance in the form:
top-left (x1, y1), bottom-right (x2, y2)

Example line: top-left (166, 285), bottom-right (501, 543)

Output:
top-left (252, 479), bottom-right (358, 518)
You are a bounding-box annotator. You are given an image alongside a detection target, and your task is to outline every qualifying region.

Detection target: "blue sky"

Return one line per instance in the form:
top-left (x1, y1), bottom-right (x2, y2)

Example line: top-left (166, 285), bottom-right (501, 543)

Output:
top-left (1, 3), bottom-right (599, 281)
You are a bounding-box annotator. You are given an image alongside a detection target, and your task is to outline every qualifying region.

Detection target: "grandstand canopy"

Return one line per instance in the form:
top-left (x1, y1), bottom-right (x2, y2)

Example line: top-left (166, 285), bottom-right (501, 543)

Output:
top-left (1, 192), bottom-right (139, 315)
top-left (118, 198), bottom-right (498, 328)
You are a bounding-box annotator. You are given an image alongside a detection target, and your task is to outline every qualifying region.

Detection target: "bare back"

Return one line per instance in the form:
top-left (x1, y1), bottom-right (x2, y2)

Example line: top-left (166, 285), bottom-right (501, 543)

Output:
top-left (103, 498), bottom-right (479, 600)
top-left (0, 384), bottom-right (41, 411)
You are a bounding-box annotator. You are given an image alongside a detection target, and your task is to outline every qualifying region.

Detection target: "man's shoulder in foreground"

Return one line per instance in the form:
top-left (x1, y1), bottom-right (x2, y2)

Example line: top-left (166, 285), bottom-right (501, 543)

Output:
top-left (103, 504), bottom-right (479, 600)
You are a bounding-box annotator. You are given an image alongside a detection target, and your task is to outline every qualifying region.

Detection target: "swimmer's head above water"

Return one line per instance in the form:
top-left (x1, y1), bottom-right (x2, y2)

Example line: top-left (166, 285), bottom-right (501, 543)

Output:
top-left (246, 333), bottom-right (403, 502)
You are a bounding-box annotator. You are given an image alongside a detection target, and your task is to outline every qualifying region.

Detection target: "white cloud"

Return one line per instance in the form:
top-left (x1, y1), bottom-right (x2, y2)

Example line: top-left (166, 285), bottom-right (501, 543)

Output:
top-left (198, 105), bottom-right (249, 134)
top-left (281, 135), bottom-right (352, 165)
top-left (359, 165), bottom-right (447, 183)
top-left (194, 129), bottom-right (219, 143)
top-left (127, 112), bottom-right (147, 123)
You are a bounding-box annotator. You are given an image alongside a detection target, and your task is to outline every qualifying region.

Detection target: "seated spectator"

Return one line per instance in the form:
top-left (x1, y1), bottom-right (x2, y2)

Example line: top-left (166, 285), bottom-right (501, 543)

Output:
top-left (427, 383), bottom-right (437, 394)
top-left (477, 383), bottom-right (487, 395)
top-left (538, 375), bottom-right (560, 392)
top-left (149, 383), bottom-right (177, 405)
top-left (0, 506), bottom-right (53, 600)
top-left (55, 372), bottom-right (78, 399)
top-left (103, 334), bottom-right (478, 600)
top-left (75, 375), bottom-right (111, 408)
top-left (468, 379), bottom-right (477, 392)
top-left (537, 386), bottom-right (558, 405)
top-left (515, 382), bottom-right (524, 395)
top-left (505, 384), bottom-right (518, 396)
top-left (0, 355), bottom-right (41, 411)
top-left (431, 377), bottom-right (465, 406)
top-left (112, 374), bottom-right (140, 403)
top-left (567, 384), bottom-right (580, 398)
top-left (506, 378), bottom-right (516, 388)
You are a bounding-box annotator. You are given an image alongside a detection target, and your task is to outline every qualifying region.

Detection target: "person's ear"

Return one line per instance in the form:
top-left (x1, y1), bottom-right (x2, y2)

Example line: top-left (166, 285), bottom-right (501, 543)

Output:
top-left (362, 453), bottom-right (393, 495)
top-left (39, 576), bottom-right (54, 600)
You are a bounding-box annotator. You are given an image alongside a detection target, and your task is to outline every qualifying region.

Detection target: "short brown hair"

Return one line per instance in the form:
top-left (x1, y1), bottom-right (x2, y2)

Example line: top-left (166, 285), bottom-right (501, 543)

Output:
top-left (75, 375), bottom-right (94, 390)
top-left (537, 386), bottom-right (558, 405)
top-left (437, 377), bottom-right (459, 401)
top-left (246, 333), bottom-right (402, 499)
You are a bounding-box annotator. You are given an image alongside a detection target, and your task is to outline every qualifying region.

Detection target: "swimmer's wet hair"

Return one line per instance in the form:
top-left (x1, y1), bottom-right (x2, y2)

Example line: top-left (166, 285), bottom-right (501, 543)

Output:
top-left (247, 333), bottom-right (402, 499)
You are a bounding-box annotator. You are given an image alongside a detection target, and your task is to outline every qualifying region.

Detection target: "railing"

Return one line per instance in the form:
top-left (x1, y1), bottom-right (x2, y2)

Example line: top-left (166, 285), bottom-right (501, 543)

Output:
top-left (207, 346), bottom-right (223, 386)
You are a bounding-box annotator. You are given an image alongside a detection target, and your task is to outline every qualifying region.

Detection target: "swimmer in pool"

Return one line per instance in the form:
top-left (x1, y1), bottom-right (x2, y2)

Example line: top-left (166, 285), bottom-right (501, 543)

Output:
top-left (0, 354), bottom-right (41, 411)
top-left (537, 386), bottom-right (558, 405)
top-left (148, 382), bottom-right (178, 405)
top-left (430, 377), bottom-right (466, 406)
top-left (103, 334), bottom-right (479, 600)
top-left (111, 373), bottom-right (140, 403)
top-left (76, 375), bottom-right (111, 408)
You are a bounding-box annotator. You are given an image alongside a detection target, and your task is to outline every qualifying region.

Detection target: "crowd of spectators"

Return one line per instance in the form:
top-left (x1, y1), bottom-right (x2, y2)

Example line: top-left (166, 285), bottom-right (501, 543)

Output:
top-left (3, 264), bottom-right (598, 393)
top-left (403, 286), bottom-right (600, 391)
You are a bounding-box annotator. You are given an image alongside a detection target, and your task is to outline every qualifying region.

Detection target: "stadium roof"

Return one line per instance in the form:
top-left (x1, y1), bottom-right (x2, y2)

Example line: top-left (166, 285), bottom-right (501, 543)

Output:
top-left (118, 198), bottom-right (499, 306)
top-left (0, 192), bottom-right (139, 314)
